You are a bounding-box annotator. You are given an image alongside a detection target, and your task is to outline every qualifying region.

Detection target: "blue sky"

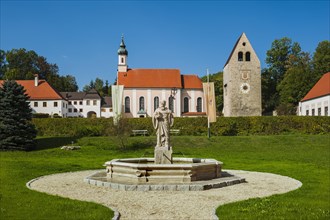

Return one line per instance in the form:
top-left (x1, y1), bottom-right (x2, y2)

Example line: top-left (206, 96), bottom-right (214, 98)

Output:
top-left (1, 0), bottom-right (329, 90)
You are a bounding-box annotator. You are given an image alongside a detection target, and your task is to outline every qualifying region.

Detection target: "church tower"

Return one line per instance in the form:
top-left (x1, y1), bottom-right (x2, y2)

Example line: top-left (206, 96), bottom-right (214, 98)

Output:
top-left (223, 33), bottom-right (261, 117)
top-left (118, 36), bottom-right (128, 72)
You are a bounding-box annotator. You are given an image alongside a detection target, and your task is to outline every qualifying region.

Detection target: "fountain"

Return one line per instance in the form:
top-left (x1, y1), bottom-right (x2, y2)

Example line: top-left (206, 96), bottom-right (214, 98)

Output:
top-left (85, 101), bottom-right (245, 191)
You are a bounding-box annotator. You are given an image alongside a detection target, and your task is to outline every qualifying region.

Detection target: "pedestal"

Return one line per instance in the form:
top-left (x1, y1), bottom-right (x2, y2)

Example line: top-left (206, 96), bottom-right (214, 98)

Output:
top-left (154, 147), bottom-right (173, 164)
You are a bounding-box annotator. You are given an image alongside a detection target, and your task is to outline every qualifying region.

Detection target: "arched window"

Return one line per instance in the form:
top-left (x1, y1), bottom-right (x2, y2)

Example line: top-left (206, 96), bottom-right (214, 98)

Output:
top-left (245, 52), bottom-right (251, 61)
top-left (139, 97), bottom-right (145, 111)
top-left (154, 96), bottom-right (159, 111)
top-left (183, 97), bottom-right (189, 113)
top-left (168, 96), bottom-right (174, 112)
top-left (197, 97), bottom-right (202, 112)
top-left (238, 52), bottom-right (243, 61)
top-left (121, 57), bottom-right (124, 63)
top-left (124, 96), bottom-right (130, 113)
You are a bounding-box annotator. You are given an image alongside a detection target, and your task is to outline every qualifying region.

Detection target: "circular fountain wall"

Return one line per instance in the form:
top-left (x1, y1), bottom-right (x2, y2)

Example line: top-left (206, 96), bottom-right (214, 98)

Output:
top-left (105, 157), bottom-right (222, 184)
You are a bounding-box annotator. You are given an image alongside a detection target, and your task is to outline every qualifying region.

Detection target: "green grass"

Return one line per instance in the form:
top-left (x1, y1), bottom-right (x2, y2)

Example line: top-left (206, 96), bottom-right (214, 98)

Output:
top-left (0, 135), bottom-right (329, 219)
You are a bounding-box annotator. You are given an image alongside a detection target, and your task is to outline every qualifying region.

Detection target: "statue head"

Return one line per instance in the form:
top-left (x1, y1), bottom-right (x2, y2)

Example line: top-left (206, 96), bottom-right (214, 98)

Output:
top-left (160, 100), bottom-right (166, 108)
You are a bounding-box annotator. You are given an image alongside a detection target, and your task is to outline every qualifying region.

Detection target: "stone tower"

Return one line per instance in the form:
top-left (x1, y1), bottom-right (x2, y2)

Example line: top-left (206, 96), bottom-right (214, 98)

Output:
top-left (118, 36), bottom-right (128, 72)
top-left (223, 33), bottom-right (261, 117)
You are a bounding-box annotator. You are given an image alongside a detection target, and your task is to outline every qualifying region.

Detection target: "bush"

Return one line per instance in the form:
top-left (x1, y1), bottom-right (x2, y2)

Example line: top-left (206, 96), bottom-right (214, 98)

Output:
top-left (32, 116), bottom-right (330, 137)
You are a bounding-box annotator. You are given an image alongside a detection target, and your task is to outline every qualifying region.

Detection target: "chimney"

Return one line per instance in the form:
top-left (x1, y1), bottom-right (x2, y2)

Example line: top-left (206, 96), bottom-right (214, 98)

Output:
top-left (34, 74), bottom-right (39, 87)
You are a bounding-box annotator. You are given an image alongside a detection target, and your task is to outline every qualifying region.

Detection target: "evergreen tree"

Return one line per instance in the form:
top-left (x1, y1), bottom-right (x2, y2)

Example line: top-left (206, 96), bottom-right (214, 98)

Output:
top-left (0, 80), bottom-right (36, 150)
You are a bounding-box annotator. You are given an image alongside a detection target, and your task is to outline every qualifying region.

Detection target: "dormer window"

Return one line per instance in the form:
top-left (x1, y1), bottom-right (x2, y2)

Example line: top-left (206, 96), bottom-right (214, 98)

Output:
top-left (238, 52), bottom-right (243, 61)
top-left (246, 52), bottom-right (251, 61)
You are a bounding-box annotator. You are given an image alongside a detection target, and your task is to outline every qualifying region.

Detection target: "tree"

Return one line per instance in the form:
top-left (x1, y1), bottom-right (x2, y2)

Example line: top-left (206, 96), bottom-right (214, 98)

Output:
top-left (261, 68), bottom-right (279, 114)
top-left (94, 77), bottom-right (104, 96)
top-left (312, 40), bottom-right (330, 76)
top-left (277, 52), bottom-right (315, 115)
top-left (1, 48), bottom-right (78, 92)
top-left (201, 71), bottom-right (223, 114)
top-left (266, 37), bottom-right (302, 83)
top-left (0, 80), bottom-right (36, 150)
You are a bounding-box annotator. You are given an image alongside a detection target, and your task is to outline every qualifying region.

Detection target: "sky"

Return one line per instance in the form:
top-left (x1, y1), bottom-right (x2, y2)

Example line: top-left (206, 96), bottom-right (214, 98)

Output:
top-left (1, 0), bottom-right (329, 90)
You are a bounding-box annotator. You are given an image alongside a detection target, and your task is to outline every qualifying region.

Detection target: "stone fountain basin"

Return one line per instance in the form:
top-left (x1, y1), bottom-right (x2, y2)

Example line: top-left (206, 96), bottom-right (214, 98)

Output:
top-left (104, 157), bottom-right (223, 184)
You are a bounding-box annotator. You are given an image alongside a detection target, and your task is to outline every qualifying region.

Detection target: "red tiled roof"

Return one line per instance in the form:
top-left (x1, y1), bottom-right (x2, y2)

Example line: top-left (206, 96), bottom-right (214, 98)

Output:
top-left (0, 80), bottom-right (63, 100)
top-left (118, 69), bottom-right (182, 88)
top-left (301, 72), bottom-right (330, 102)
top-left (182, 75), bottom-right (203, 89)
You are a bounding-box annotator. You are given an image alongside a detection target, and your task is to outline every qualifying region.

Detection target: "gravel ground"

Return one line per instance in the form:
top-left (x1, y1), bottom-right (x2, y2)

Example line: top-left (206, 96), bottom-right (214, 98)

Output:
top-left (28, 170), bottom-right (302, 220)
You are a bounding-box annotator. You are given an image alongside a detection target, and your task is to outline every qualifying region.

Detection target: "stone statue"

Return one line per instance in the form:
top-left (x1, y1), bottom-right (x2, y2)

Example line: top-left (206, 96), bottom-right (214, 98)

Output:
top-left (152, 100), bottom-right (174, 149)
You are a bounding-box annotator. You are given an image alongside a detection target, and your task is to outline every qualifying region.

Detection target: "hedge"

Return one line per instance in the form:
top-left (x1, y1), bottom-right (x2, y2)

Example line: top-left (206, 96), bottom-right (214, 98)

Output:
top-left (32, 116), bottom-right (330, 137)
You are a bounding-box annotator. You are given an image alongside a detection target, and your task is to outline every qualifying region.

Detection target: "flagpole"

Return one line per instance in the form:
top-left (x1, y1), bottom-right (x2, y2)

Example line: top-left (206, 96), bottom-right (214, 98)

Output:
top-left (207, 68), bottom-right (210, 139)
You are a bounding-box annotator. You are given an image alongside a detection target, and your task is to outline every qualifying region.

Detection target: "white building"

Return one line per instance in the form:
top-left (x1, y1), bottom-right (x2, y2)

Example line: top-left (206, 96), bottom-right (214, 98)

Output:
top-left (60, 89), bottom-right (112, 118)
top-left (298, 72), bottom-right (330, 116)
top-left (1, 76), bottom-right (68, 117)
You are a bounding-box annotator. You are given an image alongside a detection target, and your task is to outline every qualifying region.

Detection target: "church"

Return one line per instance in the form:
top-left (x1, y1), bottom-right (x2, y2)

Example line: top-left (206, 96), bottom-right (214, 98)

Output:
top-left (116, 37), bottom-right (206, 118)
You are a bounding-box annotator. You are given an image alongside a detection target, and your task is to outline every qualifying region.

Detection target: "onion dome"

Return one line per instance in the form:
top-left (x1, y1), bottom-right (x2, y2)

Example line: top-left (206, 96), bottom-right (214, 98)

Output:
top-left (117, 36), bottom-right (128, 55)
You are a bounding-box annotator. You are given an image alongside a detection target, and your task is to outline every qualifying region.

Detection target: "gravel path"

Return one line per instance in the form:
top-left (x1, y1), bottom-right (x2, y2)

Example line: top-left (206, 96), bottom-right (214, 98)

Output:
top-left (27, 170), bottom-right (302, 220)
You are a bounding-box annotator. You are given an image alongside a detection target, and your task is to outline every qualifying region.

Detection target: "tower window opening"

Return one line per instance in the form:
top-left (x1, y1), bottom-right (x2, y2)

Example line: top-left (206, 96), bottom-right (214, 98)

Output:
top-left (121, 57), bottom-right (124, 63)
top-left (238, 52), bottom-right (243, 61)
top-left (242, 42), bottom-right (246, 46)
top-left (246, 52), bottom-right (251, 61)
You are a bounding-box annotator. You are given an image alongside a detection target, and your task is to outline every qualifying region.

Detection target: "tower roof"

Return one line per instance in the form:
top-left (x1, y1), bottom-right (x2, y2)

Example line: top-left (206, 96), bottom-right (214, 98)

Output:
top-left (117, 36), bottom-right (128, 55)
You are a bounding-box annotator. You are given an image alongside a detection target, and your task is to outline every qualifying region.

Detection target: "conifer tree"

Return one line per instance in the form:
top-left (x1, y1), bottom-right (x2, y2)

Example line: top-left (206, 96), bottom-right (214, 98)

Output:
top-left (0, 80), bottom-right (36, 150)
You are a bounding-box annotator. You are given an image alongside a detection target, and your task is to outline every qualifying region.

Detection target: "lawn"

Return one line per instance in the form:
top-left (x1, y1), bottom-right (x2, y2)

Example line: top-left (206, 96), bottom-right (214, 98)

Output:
top-left (0, 135), bottom-right (329, 219)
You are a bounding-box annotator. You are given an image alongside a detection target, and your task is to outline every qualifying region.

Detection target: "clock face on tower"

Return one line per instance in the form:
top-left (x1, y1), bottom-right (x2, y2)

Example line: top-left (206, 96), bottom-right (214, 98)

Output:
top-left (240, 83), bottom-right (250, 94)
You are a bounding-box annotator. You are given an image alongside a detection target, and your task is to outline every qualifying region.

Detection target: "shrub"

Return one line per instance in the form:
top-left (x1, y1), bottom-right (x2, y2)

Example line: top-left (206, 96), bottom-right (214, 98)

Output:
top-left (32, 116), bottom-right (330, 137)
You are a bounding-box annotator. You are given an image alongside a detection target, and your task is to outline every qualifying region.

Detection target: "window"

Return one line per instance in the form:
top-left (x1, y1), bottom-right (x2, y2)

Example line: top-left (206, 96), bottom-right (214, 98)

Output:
top-left (168, 96), bottom-right (174, 112)
top-left (121, 57), bottom-right (124, 63)
top-left (43, 102), bottom-right (47, 107)
top-left (63, 103), bottom-right (65, 107)
top-left (139, 97), bottom-right (145, 111)
top-left (68, 101), bottom-right (72, 105)
top-left (197, 97), bottom-right (202, 112)
top-left (54, 102), bottom-right (58, 107)
top-left (86, 100), bottom-right (90, 105)
top-left (312, 109), bottom-right (315, 116)
top-left (101, 108), bottom-right (106, 112)
top-left (306, 110), bottom-right (309, 116)
top-left (125, 97), bottom-right (130, 113)
top-left (318, 108), bottom-right (321, 116)
top-left (74, 101), bottom-right (77, 105)
top-left (238, 52), bottom-right (243, 61)
top-left (93, 100), bottom-right (97, 106)
top-left (68, 108), bottom-right (72, 113)
top-left (154, 96), bottom-right (159, 111)
top-left (74, 109), bottom-right (77, 113)
top-left (79, 101), bottom-right (83, 105)
top-left (34, 102), bottom-right (38, 107)
top-left (245, 52), bottom-right (251, 61)
top-left (325, 107), bottom-right (328, 116)
top-left (109, 108), bottom-right (113, 112)
top-left (79, 109), bottom-right (83, 113)
top-left (183, 97), bottom-right (189, 113)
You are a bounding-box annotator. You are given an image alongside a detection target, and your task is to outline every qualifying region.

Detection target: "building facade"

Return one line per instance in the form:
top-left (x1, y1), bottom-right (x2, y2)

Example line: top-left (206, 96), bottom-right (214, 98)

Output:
top-left (298, 72), bottom-right (330, 116)
top-left (223, 33), bottom-right (262, 117)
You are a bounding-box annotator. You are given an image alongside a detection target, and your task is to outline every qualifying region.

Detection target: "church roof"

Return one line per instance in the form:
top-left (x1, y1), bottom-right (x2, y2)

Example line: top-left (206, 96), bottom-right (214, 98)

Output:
top-left (118, 69), bottom-right (182, 88)
top-left (181, 75), bottom-right (203, 89)
top-left (301, 72), bottom-right (330, 102)
top-left (0, 79), bottom-right (64, 100)
top-left (118, 69), bottom-right (203, 89)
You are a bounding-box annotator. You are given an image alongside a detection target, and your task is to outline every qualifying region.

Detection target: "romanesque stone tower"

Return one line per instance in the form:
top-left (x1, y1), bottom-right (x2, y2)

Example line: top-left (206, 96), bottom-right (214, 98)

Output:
top-left (223, 33), bottom-right (261, 117)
